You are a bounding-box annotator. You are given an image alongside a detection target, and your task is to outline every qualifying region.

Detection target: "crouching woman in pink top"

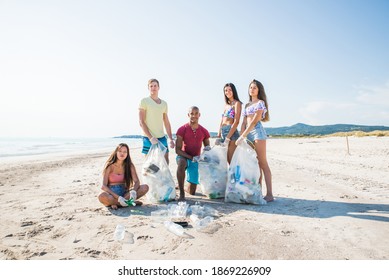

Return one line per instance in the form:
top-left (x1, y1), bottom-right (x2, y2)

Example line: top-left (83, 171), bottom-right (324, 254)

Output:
top-left (98, 143), bottom-right (149, 209)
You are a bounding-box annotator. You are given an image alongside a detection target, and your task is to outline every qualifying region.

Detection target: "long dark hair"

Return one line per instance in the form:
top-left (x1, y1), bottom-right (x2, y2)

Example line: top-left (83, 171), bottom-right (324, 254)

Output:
top-left (224, 83), bottom-right (242, 105)
top-left (103, 143), bottom-right (133, 188)
top-left (249, 79), bottom-right (270, 122)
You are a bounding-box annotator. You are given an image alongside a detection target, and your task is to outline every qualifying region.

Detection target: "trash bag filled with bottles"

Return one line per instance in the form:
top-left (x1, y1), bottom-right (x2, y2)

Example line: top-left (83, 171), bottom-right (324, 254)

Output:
top-left (225, 140), bottom-right (266, 205)
top-left (198, 145), bottom-right (228, 199)
top-left (142, 141), bottom-right (176, 203)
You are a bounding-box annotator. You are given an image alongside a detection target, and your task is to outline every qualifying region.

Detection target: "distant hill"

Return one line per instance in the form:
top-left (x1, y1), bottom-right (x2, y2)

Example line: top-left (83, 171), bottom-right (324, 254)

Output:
top-left (114, 123), bottom-right (389, 139)
top-left (265, 123), bottom-right (389, 136)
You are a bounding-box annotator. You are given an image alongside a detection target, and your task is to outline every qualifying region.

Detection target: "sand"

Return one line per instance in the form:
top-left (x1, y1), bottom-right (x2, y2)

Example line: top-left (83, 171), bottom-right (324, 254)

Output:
top-left (0, 136), bottom-right (388, 260)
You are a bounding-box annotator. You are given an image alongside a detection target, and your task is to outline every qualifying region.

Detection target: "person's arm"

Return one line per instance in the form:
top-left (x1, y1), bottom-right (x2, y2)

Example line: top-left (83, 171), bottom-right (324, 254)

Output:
top-left (217, 105), bottom-right (226, 138)
top-left (163, 113), bottom-right (175, 148)
top-left (217, 117), bottom-right (223, 138)
top-left (101, 166), bottom-right (120, 199)
top-left (241, 109), bottom-right (263, 138)
top-left (203, 138), bottom-right (210, 148)
top-left (139, 109), bottom-right (153, 139)
top-left (130, 164), bottom-right (140, 191)
top-left (226, 102), bottom-right (242, 140)
top-left (175, 135), bottom-right (194, 160)
top-left (240, 114), bottom-right (247, 134)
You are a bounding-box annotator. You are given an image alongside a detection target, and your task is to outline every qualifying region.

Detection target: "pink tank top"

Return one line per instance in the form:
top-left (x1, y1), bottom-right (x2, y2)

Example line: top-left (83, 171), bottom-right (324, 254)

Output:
top-left (109, 173), bottom-right (125, 185)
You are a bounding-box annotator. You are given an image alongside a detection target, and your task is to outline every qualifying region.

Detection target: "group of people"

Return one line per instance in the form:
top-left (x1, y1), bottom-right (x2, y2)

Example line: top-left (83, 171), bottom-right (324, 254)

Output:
top-left (98, 78), bottom-right (273, 209)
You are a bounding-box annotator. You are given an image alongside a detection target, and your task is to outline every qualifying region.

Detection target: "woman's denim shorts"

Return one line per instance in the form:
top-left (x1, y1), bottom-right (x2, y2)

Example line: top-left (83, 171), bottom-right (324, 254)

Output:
top-left (247, 122), bottom-right (267, 142)
top-left (109, 184), bottom-right (127, 197)
top-left (221, 125), bottom-right (240, 141)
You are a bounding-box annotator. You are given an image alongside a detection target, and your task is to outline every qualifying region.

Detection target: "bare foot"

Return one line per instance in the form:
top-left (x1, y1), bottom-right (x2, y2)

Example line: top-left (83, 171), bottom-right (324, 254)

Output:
top-left (177, 194), bottom-right (186, 202)
top-left (264, 196), bottom-right (274, 202)
top-left (111, 204), bottom-right (118, 210)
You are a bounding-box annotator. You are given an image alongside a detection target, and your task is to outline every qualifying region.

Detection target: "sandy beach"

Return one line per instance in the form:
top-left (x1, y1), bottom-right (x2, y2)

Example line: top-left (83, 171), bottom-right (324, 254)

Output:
top-left (0, 136), bottom-right (388, 260)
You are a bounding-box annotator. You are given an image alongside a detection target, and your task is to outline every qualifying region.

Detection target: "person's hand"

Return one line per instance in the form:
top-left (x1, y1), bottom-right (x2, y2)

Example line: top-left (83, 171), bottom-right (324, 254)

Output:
top-left (235, 136), bottom-right (246, 146)
top-left (214, 138), bottom-right (222, 146)
top-left (203, 145), bottom-right (211, 152)
top-left (192, 156), bottom-right (200, 163)
top-left (222, 138), bottom-right (230, 147)
top-left (118, 196), bottom-right (128, 207)
top-left (150, 137), bottom-right (158, 145)
top-left (169, 139), bottom-right (175, 149)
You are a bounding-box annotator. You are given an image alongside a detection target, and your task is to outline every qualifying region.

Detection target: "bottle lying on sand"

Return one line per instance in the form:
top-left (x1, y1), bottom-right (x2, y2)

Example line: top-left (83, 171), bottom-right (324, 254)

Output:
top-left (190, 215), bottom-right (214, 230)
top-left (113, 224), bottom-right (125, 240)
top-left (164, 221), bottom-right (185, 236)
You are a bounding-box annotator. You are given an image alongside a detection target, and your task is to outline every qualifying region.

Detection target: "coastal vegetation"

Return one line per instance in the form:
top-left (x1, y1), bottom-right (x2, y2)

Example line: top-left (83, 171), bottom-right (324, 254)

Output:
top-left (115, 123), bottom-right (389, 139)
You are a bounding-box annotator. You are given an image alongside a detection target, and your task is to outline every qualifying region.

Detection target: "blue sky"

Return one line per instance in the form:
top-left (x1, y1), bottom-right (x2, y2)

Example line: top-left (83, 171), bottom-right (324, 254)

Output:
top-left (1, 0), bottom-right (388, 137)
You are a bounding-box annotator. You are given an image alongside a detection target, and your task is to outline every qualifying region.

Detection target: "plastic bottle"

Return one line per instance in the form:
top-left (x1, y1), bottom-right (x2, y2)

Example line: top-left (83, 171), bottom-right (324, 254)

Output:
top-left (124, 190), bottom-right (136, 206)
top-left (204, 205), bottom-right (219, 217)
top-left (113, 224), bottom-right (125, 240)
top-left (163, 186), bottom-right (173, 202)
top-left (178, 201), bottom-right (187, 216)
top-left (194, 216), bottom-right (214, 230)
top-left (198, 216), bottom-right (214, 227)
top-left (230, 173), bottom-right (235, 183)
top-left (235, 165), bottom-right (241, 182)
top-left (164, 221), bottom-right (185, 236)
top-left (190, 214), bottom-right (200, 224)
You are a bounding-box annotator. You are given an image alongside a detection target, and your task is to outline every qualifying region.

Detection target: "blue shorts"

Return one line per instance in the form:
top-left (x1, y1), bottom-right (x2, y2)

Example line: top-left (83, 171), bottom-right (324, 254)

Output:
top-left (176, 156), bottom-right (199, 185)
top-left (109, 184), bottom-right (127, 197)
top-left (247, 122), bottom-right (267, 142)
top-left (142, 136), bottom-right (169, 154)
top-left (221, 125), bottom-right (240, 141)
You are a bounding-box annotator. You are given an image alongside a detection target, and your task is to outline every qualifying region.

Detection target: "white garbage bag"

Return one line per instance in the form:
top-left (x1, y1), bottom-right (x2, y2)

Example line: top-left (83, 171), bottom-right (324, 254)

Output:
top-left (198, 145), bottom-right (228, 199)
top-left (142, 141), bottom-right (176, 203)
top-left (225, 140), bottom-right (266, 205)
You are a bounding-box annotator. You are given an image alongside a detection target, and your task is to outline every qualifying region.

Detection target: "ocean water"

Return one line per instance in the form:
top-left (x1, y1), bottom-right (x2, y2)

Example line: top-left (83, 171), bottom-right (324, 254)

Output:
top-left (0, 137), bottom-right (142, 159)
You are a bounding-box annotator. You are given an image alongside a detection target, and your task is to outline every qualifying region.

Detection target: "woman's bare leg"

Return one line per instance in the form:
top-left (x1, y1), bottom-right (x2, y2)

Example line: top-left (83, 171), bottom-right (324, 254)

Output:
top-left (254, 140), bottom-right (273, 202)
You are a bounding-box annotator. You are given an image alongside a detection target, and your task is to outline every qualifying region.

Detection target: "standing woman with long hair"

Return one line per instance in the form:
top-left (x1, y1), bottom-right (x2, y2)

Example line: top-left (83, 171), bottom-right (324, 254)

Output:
top-left (98, 143), bottom-right (149, 209)
top-left (236, 79), bottom-right (273, 202)
top-left (217, 83), bottom-right (242, 163)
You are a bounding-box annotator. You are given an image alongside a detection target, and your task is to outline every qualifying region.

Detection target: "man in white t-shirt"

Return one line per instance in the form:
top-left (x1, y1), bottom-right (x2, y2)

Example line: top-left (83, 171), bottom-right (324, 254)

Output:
top-left (138, 78), bottom-right (175, 163)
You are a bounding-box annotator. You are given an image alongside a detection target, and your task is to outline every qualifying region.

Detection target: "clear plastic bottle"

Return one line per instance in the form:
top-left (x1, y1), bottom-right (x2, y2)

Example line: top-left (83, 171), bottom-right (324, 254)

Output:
top-left (203, 205), bottom-right (219, 217)
top-left (190, 202), bottom-right (204, 217)
top-left (177, 201), bottom-right (189, 217)
top-left (164, 221), bottom-right (185, 236)
top-left (190, 214), bottom-right (200, 224)
top-left (113, 224), bottom-right (125, 240)
top-left (195, 216), bottom-right (214, 230)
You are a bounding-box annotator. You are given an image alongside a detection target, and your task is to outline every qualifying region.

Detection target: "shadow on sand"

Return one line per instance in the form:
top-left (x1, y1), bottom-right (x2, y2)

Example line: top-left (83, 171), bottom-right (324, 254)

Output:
top-left (106, 195), bottom-right (389, 223)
